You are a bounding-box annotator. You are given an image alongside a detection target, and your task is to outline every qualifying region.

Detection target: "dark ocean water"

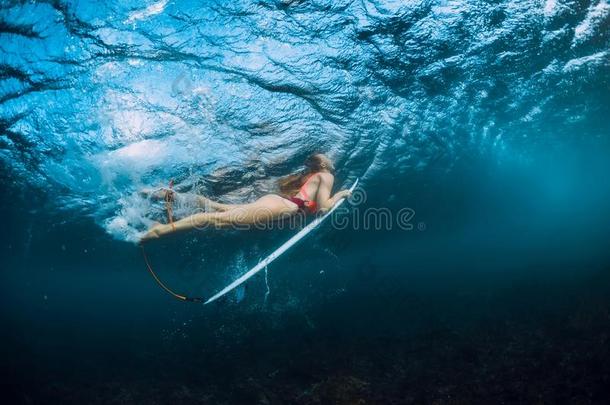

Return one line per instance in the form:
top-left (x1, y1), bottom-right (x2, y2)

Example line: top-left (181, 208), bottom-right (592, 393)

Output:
top-left (1, 0), bottom-right (610, 403)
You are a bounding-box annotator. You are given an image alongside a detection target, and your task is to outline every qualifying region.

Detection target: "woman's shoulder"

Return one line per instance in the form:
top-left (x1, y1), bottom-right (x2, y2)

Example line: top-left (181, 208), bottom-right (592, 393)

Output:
top-left (315, 171), bottom-right (334, 183)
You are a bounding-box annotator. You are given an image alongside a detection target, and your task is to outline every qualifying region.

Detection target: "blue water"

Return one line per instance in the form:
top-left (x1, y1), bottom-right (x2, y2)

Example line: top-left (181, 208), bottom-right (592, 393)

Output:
top-left (1, 0), bottom-right (610, 402)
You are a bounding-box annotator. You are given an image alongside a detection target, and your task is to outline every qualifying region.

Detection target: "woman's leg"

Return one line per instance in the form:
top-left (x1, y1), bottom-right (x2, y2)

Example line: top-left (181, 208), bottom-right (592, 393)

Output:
top-left (140, 195), bottom-right (298, 241)
top-left (194, 196), bottom-right (244, 212)
top-left (140, 188), bottom-right (242, 211)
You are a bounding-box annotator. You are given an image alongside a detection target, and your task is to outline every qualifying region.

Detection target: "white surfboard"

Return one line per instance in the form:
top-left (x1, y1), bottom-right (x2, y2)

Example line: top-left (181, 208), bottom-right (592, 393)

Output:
top-left (205, 178), bottom-right (359, 304)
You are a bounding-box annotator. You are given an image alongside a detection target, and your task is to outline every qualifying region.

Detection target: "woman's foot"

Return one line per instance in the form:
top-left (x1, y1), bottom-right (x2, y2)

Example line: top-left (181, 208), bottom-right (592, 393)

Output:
top-left (139, 188), bottom-right (175, 201)
top-left (140, 222), bottom-right (168, 243)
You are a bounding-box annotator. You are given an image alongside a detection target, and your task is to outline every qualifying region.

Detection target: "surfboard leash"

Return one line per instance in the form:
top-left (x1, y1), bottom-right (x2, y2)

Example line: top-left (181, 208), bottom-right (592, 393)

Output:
top-left (140, 245), bottom-right (205, 303)
top-left (164, 179), bottom-right (176, 230)
top-left (140, 181), bottom-right (204, 303)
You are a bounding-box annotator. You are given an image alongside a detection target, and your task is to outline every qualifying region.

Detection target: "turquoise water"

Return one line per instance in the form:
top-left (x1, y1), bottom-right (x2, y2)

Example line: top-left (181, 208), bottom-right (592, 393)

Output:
top-left (1, 0), bottom-right (610, 402)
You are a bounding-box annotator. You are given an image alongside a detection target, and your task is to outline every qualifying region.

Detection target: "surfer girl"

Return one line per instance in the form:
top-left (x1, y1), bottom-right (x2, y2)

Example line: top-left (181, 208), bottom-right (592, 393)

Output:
top-left (140, 154), bottom-right (352, 242)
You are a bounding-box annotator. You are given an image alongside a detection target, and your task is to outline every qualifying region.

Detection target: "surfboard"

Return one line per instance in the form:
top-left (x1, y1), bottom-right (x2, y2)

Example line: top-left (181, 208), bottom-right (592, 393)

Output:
top-left (205, 178), bottom-right (359, 304)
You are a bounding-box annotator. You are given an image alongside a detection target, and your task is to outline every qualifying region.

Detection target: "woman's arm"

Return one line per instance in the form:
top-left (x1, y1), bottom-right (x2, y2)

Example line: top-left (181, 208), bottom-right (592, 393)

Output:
top-left (316, 173), bottom-right (352, 213)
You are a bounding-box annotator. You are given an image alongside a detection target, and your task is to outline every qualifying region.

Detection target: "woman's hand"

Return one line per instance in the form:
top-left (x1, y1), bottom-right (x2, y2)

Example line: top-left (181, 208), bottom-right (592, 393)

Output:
top-left (336, 189), bottom-right (352, 200)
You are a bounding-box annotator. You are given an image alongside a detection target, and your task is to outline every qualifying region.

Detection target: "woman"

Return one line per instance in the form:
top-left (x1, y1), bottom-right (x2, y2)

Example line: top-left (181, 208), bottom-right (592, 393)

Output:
top-left (140, 154), bottom-right (352, 242)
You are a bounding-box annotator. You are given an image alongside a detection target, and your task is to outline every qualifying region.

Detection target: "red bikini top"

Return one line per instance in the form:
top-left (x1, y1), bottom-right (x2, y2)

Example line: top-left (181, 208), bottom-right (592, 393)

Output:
top-left (295, 174), bottom-right (318, 213)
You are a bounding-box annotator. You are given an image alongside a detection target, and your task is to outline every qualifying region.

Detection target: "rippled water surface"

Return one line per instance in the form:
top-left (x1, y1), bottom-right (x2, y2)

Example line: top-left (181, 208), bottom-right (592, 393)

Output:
top-left (1, 0), bottom-right (610, 403)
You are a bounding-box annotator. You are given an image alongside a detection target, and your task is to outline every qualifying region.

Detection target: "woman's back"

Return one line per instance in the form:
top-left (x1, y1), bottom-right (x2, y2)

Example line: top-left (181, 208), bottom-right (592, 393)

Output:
top-left (294, 173), bottom-right (321, 201)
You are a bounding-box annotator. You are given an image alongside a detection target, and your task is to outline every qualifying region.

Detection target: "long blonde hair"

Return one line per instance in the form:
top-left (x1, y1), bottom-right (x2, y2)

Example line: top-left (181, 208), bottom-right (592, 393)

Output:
top-left (278, 154), bottom-right (334, 197)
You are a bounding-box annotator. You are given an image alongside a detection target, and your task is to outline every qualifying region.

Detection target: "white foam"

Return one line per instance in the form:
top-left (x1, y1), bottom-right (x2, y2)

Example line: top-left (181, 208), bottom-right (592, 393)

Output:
top-left (105, 192), bottom-right (156, 243)
top-left (113, 138), bottom-right (166, 161)
top-left (433, 0), bottom-right (462, 15)
top-left (563, 51), bottom-right (608, 72)
top-left (573, 1), bottom-right (610, 45)
top-left (543, 0), bottom-right (557, 17)
top-left (106, 216), bottom-right (138, 242)
top-left (126, 0), bottom-right (169, 23)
